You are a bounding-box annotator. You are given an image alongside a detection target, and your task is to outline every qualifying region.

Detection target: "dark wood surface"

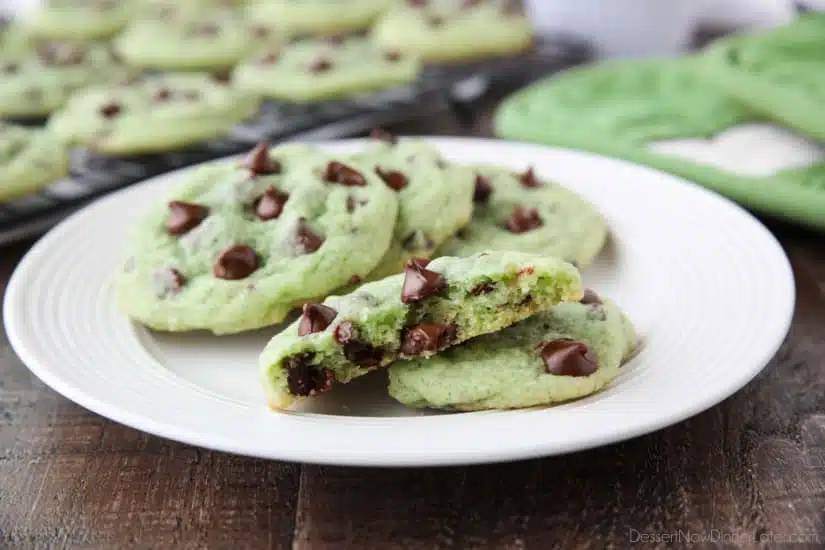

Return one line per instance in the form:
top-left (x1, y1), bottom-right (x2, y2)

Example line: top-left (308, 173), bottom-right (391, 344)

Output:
top-left (3, 103), bottom-right (825, 550)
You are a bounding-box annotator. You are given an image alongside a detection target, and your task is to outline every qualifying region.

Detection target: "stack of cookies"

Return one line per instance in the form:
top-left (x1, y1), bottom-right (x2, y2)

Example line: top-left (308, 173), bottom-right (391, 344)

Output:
top-left (1, 0), bottom-right (536, 204)
top-left (115, 133), bottom-right (638, 412)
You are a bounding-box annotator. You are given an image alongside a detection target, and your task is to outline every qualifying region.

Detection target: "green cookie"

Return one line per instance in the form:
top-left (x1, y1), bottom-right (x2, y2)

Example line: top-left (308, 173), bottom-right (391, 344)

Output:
top-left (494, 56), bottom-right (825, 230)
top-left (0, 41), bottom-right (127, 119)
top-left (245, 0), bottom-right (395, 36)
top-left (21, 0), bottom-right (138, 41)
top-left (0, 21), bottom-right (32, 55)
top-left (114, 10), bottom-right (271, 71)
top-left (370, 0), bottom-right (533, 63)
top-left (346, 134), bottom-right (475, 281)
top-left (436, 163), bottom-right (607, 270)
top-left (388, 290), bottom-right (636, 411)
top-left (48, 73), bottom-right (259, 155)
top-left (232, 35), bottom-right (421, 103)
top-left (116, 142), bottom-right (399, 334)
top-left (259, 251), bottom-right (583, 410)
top-left (701, 14), bottom-right (825, 144)
top-left (0, 123), bottom-right (70, 203)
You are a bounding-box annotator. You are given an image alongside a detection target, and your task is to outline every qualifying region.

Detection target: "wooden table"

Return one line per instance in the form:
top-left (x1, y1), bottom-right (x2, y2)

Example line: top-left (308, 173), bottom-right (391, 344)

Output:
top-left (2, 104), bottom-right (825, 550)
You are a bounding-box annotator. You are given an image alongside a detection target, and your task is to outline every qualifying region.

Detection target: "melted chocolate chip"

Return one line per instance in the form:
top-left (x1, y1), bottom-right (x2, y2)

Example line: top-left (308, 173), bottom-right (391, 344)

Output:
top-left (100, 102), bottom-right (121, 118)
top-left (518, 166), bottom-right (542, 188)
top-left (211, 69), bottom-right (231, 83)
top-left (349, 275), bottom-right (362, 285)
top-left (153, 87), bottom-right (172, 102)
top-left (375, 166), bottom-right (408, 191)
top-left (580, 289), bottom-right (602, 305)
top-left (285, 354), bottom-right (334, 396)
top-left (333, 320), bottom-right (355, 344)
top-left (298, 303), bottom-right (338, 336)
top-left (324, 161), bottom-right (366, 186)
top-left (2, 62), bottom-right (19, 74)
top-left (473, 174), bottom-right (493, 203)
top-left (167, 201), bottom-right (209, 235)
top-left (505, 205), bottom-right (543, 233)
top-left (254, 187), bottom-right (289, 220)
top-left (470, 282), bottom-right (494, 295)
top-left (213, 244), bottom-right (259, 280)
top-left (241, 142), bottom-right (281, 175)
top-left (384, 50), bottom-right (402, 62)
top-left (400, 322), bottom-right (457, 356)
top-left (343, 340), bottom-right (384, 368)
top-left (370, 127), bottom-right (397, 143)
top-left (294, 218), bottom-right (324, 254)
top-left (538, 339), bottom-right (598, 377)
top-left (401, 258), bottom-right (446, 304)
top-left (308, 57), bottom-right (332, 73)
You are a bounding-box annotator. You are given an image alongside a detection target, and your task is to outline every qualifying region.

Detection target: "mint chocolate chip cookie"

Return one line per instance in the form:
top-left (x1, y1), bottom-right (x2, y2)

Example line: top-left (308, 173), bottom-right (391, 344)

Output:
top-left (259, 251), bottom-right (583, 409)
top-left (115, 141), bottom-right (399, 334)
top-left (0, 123), bottom-right (69, 202)
top-left (388, 289), bottom-right (637, 411)
top-left (245, 0), bottom-right (395, 36)
top-left (21, 0), bottom-right (138, 41)
top-left (114, 10), bottom-right (271, 71)
top-left (371, 0), bottom-right (533, 63)
top-left (48, 73), bottom-right (259, 155)
top-left (232, 35), bottom-right (421, 103)
top-left (437, 163), bottom-right (607, 270)
top-left (347, 131), bottom-right (475, 281)
top-left (0, 41), bottom-right (127, 119)
top-left (493, 55), bottom-right (825, 230)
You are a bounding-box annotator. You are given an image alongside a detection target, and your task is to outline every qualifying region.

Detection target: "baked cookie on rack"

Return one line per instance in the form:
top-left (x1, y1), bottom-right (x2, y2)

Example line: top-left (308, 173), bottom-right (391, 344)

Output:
top-left (0, 122), bottom-right (70, 203)
top-left (115, 141), bottom-right (399, 334)
top-left (244, 0), bottom-right (395, 36)
top-left (20, 0), bottom-right (138, 41)
top-left (0, 41), bottom-right (127, 119)
top-left (47, 72), bottom-right (260, 155)
top-left (232, 35), bottom-right (421, 102)
top-left (371, 0), bottom-right (533, 63)
top-left (388, 290), bottom-right (637, 411)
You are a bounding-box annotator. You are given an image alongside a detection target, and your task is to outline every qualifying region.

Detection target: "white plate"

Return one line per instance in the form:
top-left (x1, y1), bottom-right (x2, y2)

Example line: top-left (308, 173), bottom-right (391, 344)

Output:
top-left (3, 137), bottom-right (795, 467)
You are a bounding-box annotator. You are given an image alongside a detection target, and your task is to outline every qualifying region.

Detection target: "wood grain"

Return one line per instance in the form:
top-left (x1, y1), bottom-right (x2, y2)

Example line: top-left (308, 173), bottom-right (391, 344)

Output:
top-left (2, 113), bottom-right (825, 549)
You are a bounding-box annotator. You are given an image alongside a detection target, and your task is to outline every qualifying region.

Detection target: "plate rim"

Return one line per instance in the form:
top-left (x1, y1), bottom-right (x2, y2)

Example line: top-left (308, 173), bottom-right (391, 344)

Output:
top-left (3, 136), bottom-right (796, 467)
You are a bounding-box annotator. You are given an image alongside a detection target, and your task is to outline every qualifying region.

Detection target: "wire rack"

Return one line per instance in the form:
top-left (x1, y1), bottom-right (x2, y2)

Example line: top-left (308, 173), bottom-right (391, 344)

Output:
top-left (0, 34), bottom-right (592, 245)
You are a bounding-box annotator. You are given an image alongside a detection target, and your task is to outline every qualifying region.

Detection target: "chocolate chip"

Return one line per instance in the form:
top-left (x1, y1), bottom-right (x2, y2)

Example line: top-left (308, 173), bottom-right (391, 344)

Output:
top-left (2, 62), bottom-right (18, 74)
top-left (518, 166), bottom-right (542, 188)
top-left (505, 205), bottom-right (543, 233)
top-left (375, 166), bottom-right (408, 191)
top-left (285, 354), bottom-right (334, 396)
top-left (324, 161), bottom-right (366, 186)
top-left (167, 201), bottom-right (209, 235)
top-left (153, 87), bottom-right (172, 102)
top-left (308, 57), bottom-right (332, 73)
top-left (371, 127), bottom-right (397, 143)
top-left (580, 289), bottom-right (602, 305)
top-left (401, 258), bottom-right (446, 304)
top-left (538, 339), bottom-right (598, 377)
top-left (298, 303), bottom-right (338, 336)
top-left (384, 50), bottom-right (402, 62)
top-left (214, 244), bottom-right (259, 280)
top-left (254, 187), bottom-right (289, 221)
top-left (100, 102), bottom-right (121, 118)
top-left (346, 196), bottom-right (357, 212)
top-left (349, 275), bottom-right (362, 285)
top-left (473, 175), bottom-right (493, 203)
top-left (343, 340), bottom-right (384, 368)
top-left (400, 322), bottom-right (456, 356)
top-left (333, 320), bottom-right (355, 344)
top-left (241, 142), bottom-right (281, 175)
top-left (256, 52), bottom-right (279, 65)
top-left (428, 15), bottom-right (444, 26)
top-left (471, 282), bottom-right (494, 295)
top-left (294, 218), bottom-right (324, 254)
top-left (211, 69), bottom-right (231, 84)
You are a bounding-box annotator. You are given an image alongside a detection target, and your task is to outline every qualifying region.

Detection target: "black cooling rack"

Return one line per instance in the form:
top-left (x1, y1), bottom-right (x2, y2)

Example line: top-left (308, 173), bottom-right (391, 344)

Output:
top-left (0, 34), bottom-right (592, 245)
